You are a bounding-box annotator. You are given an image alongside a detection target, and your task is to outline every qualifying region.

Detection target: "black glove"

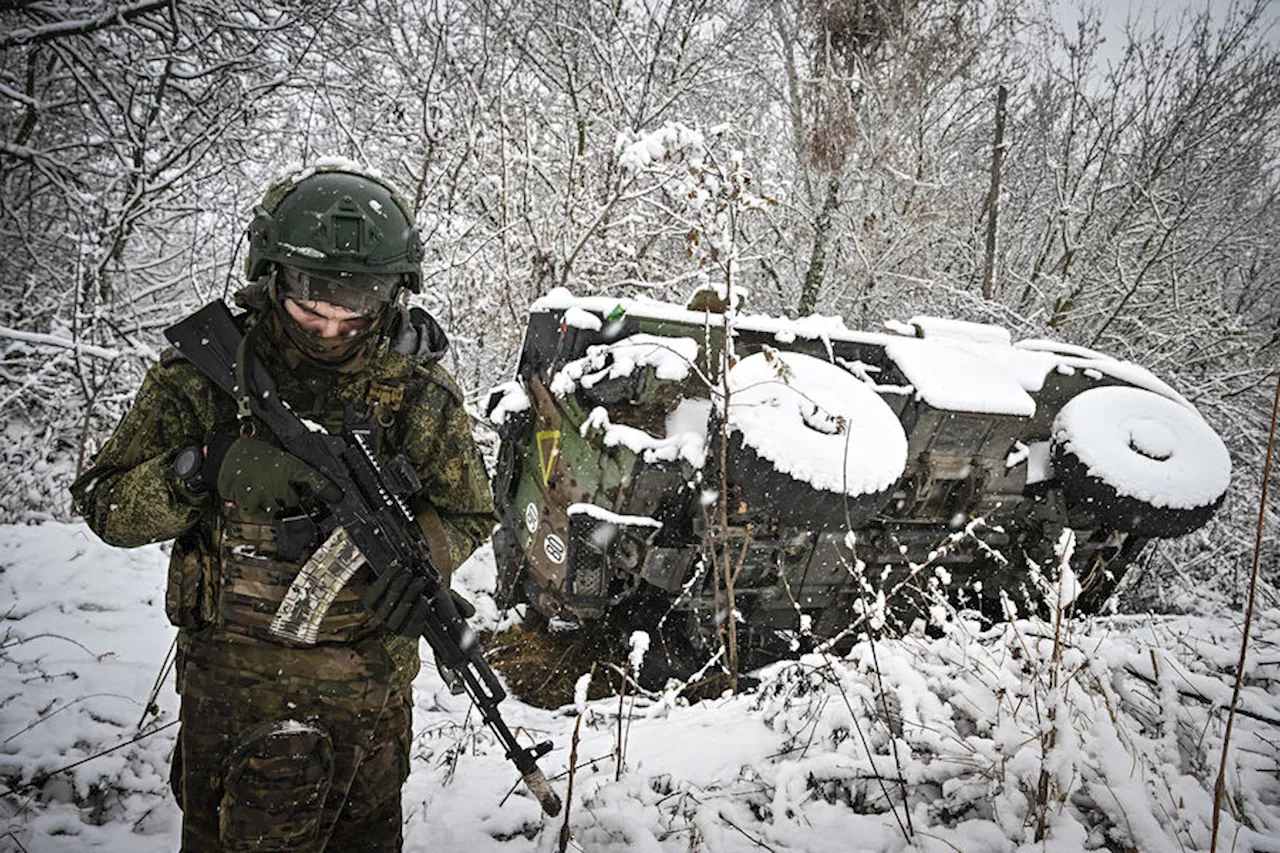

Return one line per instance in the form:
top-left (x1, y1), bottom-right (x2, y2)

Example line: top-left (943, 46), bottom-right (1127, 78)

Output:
top-left (205, 435), bottom-right (335, 516)
top-left (363, 570), bottom-right (477, 637)
top-left (363, 569), bottom-right (431, 637)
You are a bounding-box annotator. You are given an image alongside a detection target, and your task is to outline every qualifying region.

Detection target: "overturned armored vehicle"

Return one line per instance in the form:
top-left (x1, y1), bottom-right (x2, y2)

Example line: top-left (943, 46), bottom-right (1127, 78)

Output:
top-left (486, 288), bottom-right (1231, 660)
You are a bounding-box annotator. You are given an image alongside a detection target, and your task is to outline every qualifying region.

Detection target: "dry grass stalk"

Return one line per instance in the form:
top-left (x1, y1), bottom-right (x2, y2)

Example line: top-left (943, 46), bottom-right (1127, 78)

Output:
top-left (1211, 371), bottom-right (1279, 852)
top-left (558, 712), bottom-right (583, 853)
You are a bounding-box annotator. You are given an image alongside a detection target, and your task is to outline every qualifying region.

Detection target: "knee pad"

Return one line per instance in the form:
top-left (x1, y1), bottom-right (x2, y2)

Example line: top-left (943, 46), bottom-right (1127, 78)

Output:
top-left (219, 719), bottom-right (335, 852)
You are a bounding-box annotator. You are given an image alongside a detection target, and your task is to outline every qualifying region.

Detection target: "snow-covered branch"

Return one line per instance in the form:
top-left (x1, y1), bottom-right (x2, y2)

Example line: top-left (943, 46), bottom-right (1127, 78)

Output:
top-left (0, 0), bottom-right (171, 50)
top-left (0, 327), bottom-right (120, 361)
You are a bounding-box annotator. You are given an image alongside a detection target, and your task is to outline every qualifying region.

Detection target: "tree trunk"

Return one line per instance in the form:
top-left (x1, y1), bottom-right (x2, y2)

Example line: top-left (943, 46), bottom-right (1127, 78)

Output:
top-left (981, 84), bottom-right (1008, 300)
top-left (798, 174), bottom-right (841, 317)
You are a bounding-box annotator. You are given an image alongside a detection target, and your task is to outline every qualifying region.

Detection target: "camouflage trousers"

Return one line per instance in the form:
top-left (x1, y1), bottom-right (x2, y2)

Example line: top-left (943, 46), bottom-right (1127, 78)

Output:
top-left (171, 631), bottom-right (413, 852)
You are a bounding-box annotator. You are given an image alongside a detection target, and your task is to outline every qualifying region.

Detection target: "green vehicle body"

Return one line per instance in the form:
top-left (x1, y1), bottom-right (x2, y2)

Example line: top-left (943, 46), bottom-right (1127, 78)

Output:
top-left (486, 290), bottom-right (1230, 658)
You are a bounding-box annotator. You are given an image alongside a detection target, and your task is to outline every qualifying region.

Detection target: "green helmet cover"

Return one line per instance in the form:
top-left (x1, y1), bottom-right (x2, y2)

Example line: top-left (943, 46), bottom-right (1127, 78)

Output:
top-left (245, 164), bottom-right (424, 292)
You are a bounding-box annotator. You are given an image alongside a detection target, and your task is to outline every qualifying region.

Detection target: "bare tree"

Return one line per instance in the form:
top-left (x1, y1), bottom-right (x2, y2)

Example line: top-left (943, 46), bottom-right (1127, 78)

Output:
top-left (0, 1), bottom-right (337, 519)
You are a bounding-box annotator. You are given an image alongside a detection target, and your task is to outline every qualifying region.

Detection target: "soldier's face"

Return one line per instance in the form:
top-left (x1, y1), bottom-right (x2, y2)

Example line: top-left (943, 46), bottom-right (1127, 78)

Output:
top-left (283, 298), bottom-right (375, 339)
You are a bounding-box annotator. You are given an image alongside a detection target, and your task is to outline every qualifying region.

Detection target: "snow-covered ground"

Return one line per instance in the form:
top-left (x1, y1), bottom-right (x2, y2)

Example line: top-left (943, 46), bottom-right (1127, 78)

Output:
top-left (2, 521), bottom-right (1278, 852)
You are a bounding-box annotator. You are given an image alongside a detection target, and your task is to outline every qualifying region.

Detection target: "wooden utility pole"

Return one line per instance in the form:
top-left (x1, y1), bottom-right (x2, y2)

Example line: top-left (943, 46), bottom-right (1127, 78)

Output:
top-left (981, 84), bottom-right (1008, 300)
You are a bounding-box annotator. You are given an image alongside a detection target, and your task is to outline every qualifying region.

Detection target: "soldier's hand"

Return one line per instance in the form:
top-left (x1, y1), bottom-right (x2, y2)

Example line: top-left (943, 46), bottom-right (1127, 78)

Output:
top-left (206, 435), bottom-right (335, 515)
top-left (363, 569), bottom-right (430, 637)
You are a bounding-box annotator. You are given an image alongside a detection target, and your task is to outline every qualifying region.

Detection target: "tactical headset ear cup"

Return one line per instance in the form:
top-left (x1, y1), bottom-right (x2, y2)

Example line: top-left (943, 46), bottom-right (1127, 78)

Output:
top-left (245, 207), bottom-right (278, 281)
top-left (404, 229), bottom-right (424, 264)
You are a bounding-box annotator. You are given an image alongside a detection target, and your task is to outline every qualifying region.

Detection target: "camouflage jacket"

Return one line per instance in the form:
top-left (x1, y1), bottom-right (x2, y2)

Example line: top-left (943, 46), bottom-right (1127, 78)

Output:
top-left (70, 301), bottom-right (496, 692)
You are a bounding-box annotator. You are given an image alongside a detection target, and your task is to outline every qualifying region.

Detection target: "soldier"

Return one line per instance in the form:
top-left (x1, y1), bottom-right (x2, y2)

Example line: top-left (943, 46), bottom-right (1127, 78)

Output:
top-left (71, 163), bottom-right (495, 852)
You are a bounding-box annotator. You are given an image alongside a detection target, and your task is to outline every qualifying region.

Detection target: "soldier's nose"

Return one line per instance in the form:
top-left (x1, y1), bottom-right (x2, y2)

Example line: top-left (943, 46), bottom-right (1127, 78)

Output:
top-left (317, 318), bottom-right (344, 338)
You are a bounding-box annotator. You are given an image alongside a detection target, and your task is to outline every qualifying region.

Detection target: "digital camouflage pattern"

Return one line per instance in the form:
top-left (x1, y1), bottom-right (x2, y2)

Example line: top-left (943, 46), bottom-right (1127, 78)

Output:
top-left (71, 299), bottom-right (494, 852)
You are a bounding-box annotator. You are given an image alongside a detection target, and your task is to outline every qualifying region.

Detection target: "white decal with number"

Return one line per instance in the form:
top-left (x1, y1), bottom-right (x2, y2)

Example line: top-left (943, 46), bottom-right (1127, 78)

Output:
top-left (543, 533), bottom-right (566, 564)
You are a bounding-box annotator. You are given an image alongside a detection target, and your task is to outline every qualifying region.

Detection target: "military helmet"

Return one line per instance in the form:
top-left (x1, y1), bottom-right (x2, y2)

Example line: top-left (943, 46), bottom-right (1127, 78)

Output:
top-left (245, 163), bottom-right (424, 293)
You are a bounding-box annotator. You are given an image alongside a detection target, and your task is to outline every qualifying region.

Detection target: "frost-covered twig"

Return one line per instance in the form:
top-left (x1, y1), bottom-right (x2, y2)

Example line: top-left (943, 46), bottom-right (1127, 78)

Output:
top-left (840, 530), bottom-right (915, 838)
top-left (1034, 530), bottom-right (1076, 841)
top-left (0, 326), bottom-right (120, 360)
top-left (0, 630), bottom-right (99, 657)
top-left (816, 656), bottom-right (911, 841)
top-left (715, 807), bottom-right (779, 851)
top-left (1, 693), bottom-right (142, 745)
top-left (1119, 664), bottom-right (1280, 727)
top-left (0, 720), bottom-right (178, 797)
top-left (1212, 371), bottom-right (1279, 852)
top-left (558, 713), bottom-right (583, 853)
top-left (815, 519), bottom-right (1003, 652)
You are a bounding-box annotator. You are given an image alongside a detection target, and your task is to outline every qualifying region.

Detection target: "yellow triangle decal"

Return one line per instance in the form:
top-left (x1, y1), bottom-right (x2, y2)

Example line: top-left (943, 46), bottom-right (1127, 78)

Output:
top-left (537, 430), bottom-right (561, 486)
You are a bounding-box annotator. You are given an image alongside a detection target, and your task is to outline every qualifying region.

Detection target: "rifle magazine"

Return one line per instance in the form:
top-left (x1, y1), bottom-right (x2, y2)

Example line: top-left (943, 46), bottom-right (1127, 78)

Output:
top-left (270, 527), bottom-right (366, 645)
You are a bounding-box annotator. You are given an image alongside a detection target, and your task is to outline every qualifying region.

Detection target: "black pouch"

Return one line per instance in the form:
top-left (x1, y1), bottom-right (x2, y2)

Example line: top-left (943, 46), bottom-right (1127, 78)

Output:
top-left (165, 528), bottom-right (208, 629)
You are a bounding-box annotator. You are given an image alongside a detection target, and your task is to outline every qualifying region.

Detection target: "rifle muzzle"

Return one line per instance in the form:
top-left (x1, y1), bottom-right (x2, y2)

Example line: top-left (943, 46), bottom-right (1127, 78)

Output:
top-left (523, 767), bottom-right (562, 816)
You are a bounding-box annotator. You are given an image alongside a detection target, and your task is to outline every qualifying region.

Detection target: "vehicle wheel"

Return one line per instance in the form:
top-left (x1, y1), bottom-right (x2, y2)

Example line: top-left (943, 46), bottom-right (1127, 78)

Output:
top-left (720, 351), bottom-right (908, 529)
top-left (1050, 386), bottom-right (1231, 538)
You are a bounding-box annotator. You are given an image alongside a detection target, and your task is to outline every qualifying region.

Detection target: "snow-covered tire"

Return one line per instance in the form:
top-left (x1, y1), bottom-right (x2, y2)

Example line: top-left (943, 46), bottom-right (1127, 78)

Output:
top-left (1050, 386), bottom-right (1231, 538)
top-left (720, 351), bottom-right (908, 529)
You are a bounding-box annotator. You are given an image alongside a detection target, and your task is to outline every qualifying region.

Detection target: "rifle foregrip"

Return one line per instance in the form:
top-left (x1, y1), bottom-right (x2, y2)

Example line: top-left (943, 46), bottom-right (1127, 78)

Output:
top-left (523, 767), bottom-right (562, 816)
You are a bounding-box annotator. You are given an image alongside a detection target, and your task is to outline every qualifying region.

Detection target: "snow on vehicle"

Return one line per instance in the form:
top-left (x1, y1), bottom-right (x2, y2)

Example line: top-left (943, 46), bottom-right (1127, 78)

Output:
top-left (484, 287), bottom-right (1231, 661)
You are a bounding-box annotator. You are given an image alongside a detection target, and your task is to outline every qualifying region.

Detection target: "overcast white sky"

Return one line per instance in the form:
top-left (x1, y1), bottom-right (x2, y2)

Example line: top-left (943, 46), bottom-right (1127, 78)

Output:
top-left (1058, 0), bottom-right (1280, 64)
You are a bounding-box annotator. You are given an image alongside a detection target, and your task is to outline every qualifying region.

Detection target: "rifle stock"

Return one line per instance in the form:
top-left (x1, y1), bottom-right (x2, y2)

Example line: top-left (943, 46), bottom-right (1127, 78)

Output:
top-left (165, 301), bottom-right (561, 816)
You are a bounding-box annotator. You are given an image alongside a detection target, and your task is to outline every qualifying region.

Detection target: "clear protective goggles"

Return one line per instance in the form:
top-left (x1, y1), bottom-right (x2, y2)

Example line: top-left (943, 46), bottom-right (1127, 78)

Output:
top-left (278, 265), bottom-right (401, 317)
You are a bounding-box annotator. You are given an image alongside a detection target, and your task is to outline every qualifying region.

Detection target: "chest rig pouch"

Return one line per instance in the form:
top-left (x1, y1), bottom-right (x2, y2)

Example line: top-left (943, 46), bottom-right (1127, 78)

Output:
top-left (213, 381), bottom-right (406, 645)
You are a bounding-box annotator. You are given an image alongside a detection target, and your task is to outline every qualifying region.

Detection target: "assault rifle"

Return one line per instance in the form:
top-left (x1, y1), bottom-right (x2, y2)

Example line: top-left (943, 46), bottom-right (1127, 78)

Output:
top-left (165, 301), bottom-right (561, 816)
